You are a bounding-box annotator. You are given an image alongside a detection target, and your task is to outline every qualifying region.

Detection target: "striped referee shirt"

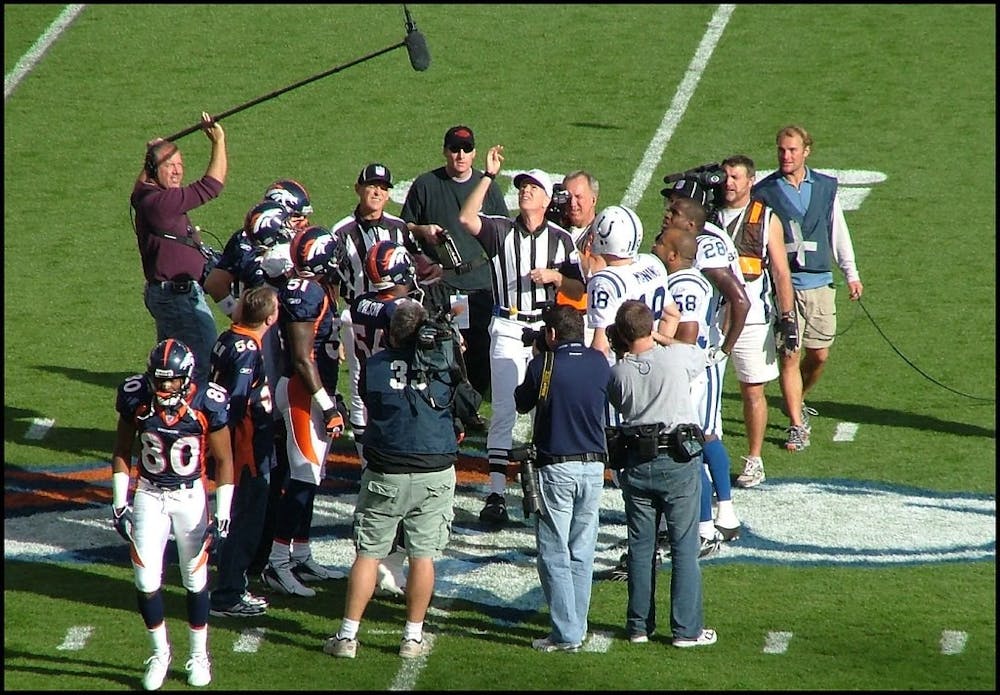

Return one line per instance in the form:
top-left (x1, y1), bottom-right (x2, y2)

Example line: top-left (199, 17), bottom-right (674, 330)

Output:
top-left (330, 209), bottom-right (418, 301)
top-left (476, 214), bottom-right (584, 317)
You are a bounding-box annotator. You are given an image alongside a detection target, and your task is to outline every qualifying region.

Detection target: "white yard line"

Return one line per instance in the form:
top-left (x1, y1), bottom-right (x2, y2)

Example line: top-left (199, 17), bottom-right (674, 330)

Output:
top-left (939, 629), bottom-right (967, 655)
top-left (389, 633), bottom-right (436, 691)
top-left (24, 418), bottom-right (55, 441)
top-left (5, 5), bottom-right (87, 102)
top-left (232, 627), bottom-right (267, 653)
top-left (762, 630), bottom-right (793, 654)
top-left (56, 625), bottom-right (93, 651)
top-left (620, 4), bottom-right (736, 209)
top-left (833, 422), bottom-right (859, 442)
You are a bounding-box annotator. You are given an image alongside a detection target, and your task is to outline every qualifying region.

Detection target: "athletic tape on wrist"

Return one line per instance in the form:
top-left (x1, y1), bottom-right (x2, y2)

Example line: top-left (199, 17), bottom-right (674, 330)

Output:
top-left (215, 483), bottom-right (234, 522)
top-left (218, 294), bottom-right (238, 317)
top-left (112, 471), bottom-right (130, 509)
top-left (313, 388), bottom-right (335, 412)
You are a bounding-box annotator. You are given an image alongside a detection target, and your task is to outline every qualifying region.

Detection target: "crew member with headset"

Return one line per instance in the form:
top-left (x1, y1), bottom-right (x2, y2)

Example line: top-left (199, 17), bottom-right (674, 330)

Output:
top-left (606, 299), bottom-right (717, 649)
top-left (513, 304), bottom-right (610, 653)
top-left (130, 111), bottom-right (227, 387)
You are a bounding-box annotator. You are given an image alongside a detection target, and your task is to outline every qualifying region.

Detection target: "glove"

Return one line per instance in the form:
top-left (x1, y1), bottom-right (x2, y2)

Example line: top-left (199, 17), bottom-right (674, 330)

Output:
top-left (706, 346), bottom-right (729, 365)
top-left (776, 313), bottom-right (799, 353)
top-left (112, 505), bottom-right (133, 543)
top-left (323, 407), bottom-right (345, 438)
top-left (203, 518), bottom-right (230, 553)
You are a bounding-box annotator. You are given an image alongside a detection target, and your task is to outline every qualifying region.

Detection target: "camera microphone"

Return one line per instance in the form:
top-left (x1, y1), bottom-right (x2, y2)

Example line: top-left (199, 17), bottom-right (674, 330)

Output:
top-left (403, 5), bottom-right (431, 72)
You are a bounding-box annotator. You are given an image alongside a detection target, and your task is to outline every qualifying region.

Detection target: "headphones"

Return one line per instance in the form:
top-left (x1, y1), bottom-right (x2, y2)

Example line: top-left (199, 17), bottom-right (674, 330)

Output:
top-left (144, 141), bottom-right (175, 180)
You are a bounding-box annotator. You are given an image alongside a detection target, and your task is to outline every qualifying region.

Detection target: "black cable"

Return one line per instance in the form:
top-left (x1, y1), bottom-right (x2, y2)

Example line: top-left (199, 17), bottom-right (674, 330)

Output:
top-left (856, 298), bottom-right (995, 402)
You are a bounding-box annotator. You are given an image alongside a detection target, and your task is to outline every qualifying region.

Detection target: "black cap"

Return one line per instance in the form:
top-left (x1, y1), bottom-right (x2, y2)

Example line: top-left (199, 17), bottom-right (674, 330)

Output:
top-left (444, 125), bottom-right (475, 150)
top-left (357, 162), bottom-right (393, 188)
top-left (660, 179), bottom-right (708, 206)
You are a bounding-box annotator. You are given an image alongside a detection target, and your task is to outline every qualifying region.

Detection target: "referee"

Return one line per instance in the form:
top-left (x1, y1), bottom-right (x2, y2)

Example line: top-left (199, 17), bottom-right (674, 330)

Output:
top-left (458, 144), bottom-right (585, 528)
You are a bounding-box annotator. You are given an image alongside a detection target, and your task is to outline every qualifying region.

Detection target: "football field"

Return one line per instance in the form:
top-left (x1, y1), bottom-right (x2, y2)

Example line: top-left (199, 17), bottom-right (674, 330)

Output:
top-left (4, 4), bottom-right (995, 691)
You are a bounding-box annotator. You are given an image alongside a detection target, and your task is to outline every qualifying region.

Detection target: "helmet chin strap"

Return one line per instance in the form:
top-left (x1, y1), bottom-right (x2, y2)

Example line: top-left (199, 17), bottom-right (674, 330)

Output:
top-left (407, 284), bottom-right (425, 306)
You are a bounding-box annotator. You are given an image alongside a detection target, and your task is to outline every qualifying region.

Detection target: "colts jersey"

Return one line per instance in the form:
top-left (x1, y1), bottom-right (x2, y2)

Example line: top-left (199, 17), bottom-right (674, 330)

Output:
top-left (210, 325), bottom-right (275, 479)
top-left (277, 276), bottom-right (338, 392)
top-left (349, 291), bottom-right (409, 364)
top-left (587, 252), bottom-right (670, 329)
top-left (695, 221), bottom-right (746, 347)
top-left (115, 376), bottom-right (230, 489)
top-left (667, 267), bottom-right (713, 350)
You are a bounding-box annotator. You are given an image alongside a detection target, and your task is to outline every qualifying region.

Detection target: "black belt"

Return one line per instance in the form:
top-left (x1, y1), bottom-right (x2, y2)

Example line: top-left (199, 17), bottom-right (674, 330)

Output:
top-left (493, 306), bottom-right (544, 322)
top-left (444, 256), bottom-right (489, 277)
top-left (537, 452), bottom-right (608, 466)
top-left (142, 477), bottom-right (197, 492)
top-left (150, 279), bottom-right (194, 293)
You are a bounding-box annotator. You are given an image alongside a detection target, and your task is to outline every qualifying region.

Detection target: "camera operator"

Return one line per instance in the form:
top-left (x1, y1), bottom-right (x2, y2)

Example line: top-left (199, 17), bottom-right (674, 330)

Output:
top-left (130, 111), bottom-right (227, 387)
top-left (513, 304), bottom-right (610, 653)
top-left (606, 300), bottom-right (717, 648)
top-left (325, 299), bottom-right (458, 660)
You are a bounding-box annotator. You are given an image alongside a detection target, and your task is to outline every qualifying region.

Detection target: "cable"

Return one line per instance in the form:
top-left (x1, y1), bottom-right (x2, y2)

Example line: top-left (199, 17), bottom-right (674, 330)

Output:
top-left (856, 298), bottom-right (995, 402)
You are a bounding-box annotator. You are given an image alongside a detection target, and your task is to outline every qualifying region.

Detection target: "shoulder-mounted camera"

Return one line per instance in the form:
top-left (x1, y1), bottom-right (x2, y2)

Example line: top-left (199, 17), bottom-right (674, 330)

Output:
top-left (660, 162), bottom-right (726, 213)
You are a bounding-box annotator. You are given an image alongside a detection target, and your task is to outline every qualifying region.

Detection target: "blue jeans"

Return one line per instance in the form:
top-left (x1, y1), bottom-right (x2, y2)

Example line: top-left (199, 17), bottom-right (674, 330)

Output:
top-left (535, 460), bottom-right (605, 646)
top-left (143, 281), bottom-right (218, 387)
top-left (211, 467), bottom-right (270, 608)
top-left (619, 450), bottom-right (704, 640)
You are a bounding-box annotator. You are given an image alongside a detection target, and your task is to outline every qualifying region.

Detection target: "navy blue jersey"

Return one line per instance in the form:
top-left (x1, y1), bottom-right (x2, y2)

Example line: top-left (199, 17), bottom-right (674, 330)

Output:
top-left (210, 325), bottom-right (275, 477)
top-left (361, 346), bottom-right (457, 473)
top-left (115, 376), bottom-right (230, 488)
top-left (215, 228), bottom-right (268, 297)
top-left (349, 291), bottom-right (408, 364)
top-left (276, 276), bottom-right (339, 391)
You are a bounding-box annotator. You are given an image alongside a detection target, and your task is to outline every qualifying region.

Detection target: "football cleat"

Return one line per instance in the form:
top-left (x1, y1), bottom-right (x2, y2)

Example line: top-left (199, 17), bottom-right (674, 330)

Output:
top-left (142, 652), bottom-right (171, 691)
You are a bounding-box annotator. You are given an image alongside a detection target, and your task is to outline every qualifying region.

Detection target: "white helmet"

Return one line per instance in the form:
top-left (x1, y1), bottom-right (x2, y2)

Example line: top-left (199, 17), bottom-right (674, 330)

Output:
top-left (591, 205), bottom-right (643, 259)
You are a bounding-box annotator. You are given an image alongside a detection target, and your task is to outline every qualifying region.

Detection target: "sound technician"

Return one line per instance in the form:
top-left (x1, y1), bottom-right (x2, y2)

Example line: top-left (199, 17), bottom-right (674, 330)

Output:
top-left (130, 111), bottom-right (227, 387)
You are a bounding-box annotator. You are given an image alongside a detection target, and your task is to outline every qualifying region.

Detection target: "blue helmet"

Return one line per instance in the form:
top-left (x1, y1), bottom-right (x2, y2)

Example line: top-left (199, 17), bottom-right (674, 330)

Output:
top-left (146, 338), bottom-right (195, 411)
top-left (244, 200), bottom-right (294, 249)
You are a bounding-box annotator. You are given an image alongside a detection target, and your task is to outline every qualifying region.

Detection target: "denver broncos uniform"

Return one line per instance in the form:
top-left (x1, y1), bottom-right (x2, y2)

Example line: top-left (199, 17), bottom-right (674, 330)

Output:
top-left (274, 276), bottom-right (336, 485)
top-left (347, 290), bottom-right (409, 431)
top-left (115, 375), bottom-right (230, 591)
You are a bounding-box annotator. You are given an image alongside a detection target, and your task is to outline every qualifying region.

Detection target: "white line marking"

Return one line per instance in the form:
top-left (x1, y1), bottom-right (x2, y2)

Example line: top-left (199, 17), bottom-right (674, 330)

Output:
top-left (4, 5), bottom-right (87, 102)
top-left (939, 629), bottom-right (967, 655)
top-left (233, 627), bottom-right (266, 653)
top-left (620, 4), bottom-right (736, 209)
top-left (24, 418), bottom-right (55, 440)
top-left (833, 422), bottom-right (859, 442)
top-left (582, 630), bottom-right (613, 653)
top-left (389, 632), bottom-right (436, 691)
top-left (763, 630), bottom-right (793, 654)
top-left (56, 625), bottom-right (93, 650)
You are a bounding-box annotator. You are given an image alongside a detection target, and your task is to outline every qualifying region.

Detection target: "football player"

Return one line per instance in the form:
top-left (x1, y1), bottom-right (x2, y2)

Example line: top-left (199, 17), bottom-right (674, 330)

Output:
top-left (110, 339), bottom-right (234, 689)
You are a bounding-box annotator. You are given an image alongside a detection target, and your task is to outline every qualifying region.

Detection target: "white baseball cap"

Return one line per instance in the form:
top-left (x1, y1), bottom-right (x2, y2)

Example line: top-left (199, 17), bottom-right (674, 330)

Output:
top-left (513, 169), bottom-right (553, 199)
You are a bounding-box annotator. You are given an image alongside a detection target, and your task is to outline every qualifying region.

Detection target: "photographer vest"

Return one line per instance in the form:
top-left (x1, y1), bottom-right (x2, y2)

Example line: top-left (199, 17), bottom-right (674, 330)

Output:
top-left (714, 201), bottom-right (775, 326)
top-left (752, 170), bottom-right (837, 275)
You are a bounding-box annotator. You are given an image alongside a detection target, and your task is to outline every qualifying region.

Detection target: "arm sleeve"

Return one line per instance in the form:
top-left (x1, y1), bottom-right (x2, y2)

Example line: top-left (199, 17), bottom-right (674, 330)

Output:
top-left (830, 193), bottom-right (860, 283)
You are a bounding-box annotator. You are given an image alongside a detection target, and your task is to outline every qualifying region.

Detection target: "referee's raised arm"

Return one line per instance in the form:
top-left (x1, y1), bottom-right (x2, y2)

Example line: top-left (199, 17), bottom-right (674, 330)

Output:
top-left (458, 145), bottom-right (504, 237)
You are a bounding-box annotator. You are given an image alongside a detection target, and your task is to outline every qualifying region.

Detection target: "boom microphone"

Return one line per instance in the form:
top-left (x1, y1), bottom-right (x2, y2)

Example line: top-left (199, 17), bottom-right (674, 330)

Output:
top-left (403, 5), bottom-right (431, 72)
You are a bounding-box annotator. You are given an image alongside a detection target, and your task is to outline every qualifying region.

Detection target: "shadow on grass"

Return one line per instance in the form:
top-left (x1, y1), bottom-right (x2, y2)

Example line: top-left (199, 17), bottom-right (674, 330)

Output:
top-left (721, 392), bottom-right (995, 439)
top-left (5, 404), bottom-right (113, 462)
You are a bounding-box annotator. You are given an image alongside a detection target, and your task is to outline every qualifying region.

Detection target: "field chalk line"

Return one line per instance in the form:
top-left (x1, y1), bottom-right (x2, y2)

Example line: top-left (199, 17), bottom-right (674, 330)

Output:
top-left (56, 625), bottom-right (93, 651)
top-left (620, 4), bottom-right (736, 210)
top-left (5, 5), bottom-right (87, 102)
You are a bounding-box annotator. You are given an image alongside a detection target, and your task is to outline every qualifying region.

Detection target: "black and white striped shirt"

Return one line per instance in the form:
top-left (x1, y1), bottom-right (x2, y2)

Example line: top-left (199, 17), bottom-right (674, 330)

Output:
top-left (330, 209), bottom-right (416, 301)
top-left (476, 214), bottom-right (583, 318)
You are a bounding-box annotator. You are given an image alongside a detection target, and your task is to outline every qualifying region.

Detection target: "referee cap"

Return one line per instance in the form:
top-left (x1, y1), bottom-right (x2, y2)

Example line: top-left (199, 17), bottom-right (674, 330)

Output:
top-left (357, 162), bottom-right (394, 188)
top-left (513, 169), bottom-right (554, 199)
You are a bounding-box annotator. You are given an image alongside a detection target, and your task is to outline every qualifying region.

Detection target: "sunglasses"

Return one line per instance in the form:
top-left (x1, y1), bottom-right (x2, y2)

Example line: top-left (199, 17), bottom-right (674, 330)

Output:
top-left (447, 144), bottom-right (474, 154)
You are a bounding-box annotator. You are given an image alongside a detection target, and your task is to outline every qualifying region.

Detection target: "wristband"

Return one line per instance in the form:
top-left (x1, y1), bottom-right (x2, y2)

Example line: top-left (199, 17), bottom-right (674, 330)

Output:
top-left (313, 388), bottom-right (335, 412)
top-left (215, 483), bottom-right (234, 522)
top-left (482, 171), bottom-right (496, 180)
top-left (218, 294), bottom-right (238, 317)
top-left (112, 471), bottom-right (130, 509)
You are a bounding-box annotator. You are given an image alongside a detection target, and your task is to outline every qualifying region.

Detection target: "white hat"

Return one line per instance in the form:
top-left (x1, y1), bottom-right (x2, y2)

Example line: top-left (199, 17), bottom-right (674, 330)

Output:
top-left (513, 169), bottom-right (553, 199)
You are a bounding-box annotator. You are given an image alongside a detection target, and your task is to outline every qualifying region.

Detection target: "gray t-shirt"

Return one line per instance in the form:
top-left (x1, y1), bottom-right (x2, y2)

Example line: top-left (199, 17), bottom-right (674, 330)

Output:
top-left (607, 343), bottom-right (703, 430)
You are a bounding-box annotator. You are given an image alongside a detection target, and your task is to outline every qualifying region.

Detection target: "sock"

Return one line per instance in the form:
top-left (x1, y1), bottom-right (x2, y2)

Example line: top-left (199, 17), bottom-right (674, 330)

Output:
top-left (189, 625), bottom-right (207, 656)
top-left (290, 540), bottom-right (311, 564)
top-left (699, 520), bottom-right (716, 539)
top-left (147, 622), bottom-right (170, 656)
top-left (716, 500), bottom-right (739, 529)
top-left (403, 621), bottom-right (423, 642)
top-left (489, 471), bottom-right (507, 496)
top-left (703, 438), bottom-right (734, 502)
top-left (700, 466), bottom-right (714, 524)
top-left (338, 618), bottom-right (360, 641)
top-left (268, 538), bottom-right (291, 567)
top-left (137, 590), bottom-right (166, 630)
top-left (186, 588), bottom-right (210, 629)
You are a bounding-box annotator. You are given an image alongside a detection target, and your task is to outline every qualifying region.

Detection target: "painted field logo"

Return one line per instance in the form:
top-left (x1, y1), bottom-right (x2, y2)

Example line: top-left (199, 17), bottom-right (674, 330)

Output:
top-left (4, 472), bottom-right (994, 617)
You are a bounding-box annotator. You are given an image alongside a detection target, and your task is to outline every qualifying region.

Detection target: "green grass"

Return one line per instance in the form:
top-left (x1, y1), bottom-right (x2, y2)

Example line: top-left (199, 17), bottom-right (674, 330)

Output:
top-left (4, 3), bottom-right (995, 691)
